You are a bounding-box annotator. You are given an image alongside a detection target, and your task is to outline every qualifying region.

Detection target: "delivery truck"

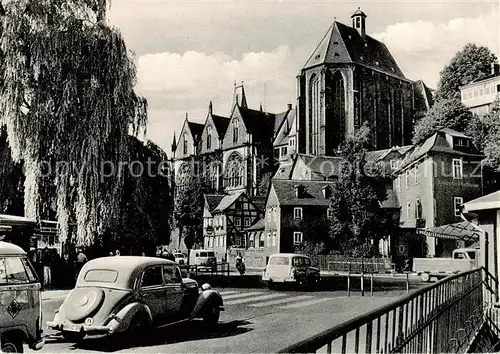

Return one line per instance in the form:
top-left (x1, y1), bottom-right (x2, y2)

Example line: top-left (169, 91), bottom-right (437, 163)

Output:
top-left (413, 248), bottom-right (479, 282)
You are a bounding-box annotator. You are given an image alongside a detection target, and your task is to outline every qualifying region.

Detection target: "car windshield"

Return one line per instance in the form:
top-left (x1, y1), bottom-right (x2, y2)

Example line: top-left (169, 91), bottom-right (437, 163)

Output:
top-left (84, 269), bottom-right (119, 283)
top-left (292, 257), bottom-right (311, 267)
top-left (270, 257), bottom-right (289, 265)
top-left (467, 251), bottom-right (476, 260)
top-left (207, 252), bottom-right (215, 257)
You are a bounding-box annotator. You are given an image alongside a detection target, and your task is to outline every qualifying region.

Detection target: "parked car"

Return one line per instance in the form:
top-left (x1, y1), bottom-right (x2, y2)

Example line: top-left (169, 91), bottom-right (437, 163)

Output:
top-left (47, 256), bottom-right (224, 343)
top-left (0, 241), bottom-right (45, 352)
top-left (413, 248), bottom-right (479, 282)
top-left (173, 252), bottom-right (187, 265)
top-left (189, 250), bottom-right (217, 271)
top-left (262, 253), bottom-right (320, 289)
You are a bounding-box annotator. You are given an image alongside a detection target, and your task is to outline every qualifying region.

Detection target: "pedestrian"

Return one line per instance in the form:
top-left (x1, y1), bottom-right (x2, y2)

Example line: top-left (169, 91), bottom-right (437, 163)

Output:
top-left (109, 251), bottom-right (114, 256)
top-left (50, 249), bottom-right (60, 287)
top-left (141, 251), bottom-right (146, 256)
top-left (61, 253), bottom-right (74, 288)
top-left (75, 248), bottom-right (88, 279)
top-left (42, 247), bottom-right (52, 288)
top-left (115, 250), bottom-right (121, 256)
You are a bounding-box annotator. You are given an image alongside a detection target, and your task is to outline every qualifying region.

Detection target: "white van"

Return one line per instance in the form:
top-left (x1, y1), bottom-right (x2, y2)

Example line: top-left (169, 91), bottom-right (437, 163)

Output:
top-left (262, 253), bottom-right (320, 289)
top-left (189, 250), bottom-right (217, 270)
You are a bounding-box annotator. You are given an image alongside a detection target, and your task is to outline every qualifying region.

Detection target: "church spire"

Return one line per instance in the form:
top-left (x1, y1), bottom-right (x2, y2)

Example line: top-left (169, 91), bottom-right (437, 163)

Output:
top-left (232, 81), bottom-right (248, 110)
top-left (208, 101), bottom-right (213, 115)
top-left (171, 132), bottom-right (177, 153)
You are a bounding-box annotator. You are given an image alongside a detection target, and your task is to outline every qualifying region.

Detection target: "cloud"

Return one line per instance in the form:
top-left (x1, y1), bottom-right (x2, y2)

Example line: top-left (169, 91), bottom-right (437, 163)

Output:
top-left (136, 45), bottom-right (298, 153)
top-left (373, 12), bottom-right (499, 87)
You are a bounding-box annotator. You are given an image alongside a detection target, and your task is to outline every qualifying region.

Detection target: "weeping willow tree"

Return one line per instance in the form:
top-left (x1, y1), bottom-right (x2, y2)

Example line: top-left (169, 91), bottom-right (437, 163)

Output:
top-left (0, 0), bottom-right (147, 245)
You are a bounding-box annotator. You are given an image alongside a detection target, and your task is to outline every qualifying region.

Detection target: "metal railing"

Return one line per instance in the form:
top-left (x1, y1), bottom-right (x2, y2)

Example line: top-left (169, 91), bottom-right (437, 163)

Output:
top-left (280, 268), bottom-right (495, 353)
top-left (179, 262), bottom-right (230, 277)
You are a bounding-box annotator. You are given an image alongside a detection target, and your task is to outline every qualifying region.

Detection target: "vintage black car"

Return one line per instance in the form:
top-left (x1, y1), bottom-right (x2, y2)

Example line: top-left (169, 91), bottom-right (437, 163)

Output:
top-left (47, 256), bottom-right (224, 342)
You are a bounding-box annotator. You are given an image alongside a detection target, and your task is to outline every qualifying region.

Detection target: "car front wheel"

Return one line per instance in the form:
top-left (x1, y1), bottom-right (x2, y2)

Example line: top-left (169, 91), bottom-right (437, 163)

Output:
top-left (1, 336), bottom-right (23, 353)
top-left (203, 306), bottom-right (220, 325)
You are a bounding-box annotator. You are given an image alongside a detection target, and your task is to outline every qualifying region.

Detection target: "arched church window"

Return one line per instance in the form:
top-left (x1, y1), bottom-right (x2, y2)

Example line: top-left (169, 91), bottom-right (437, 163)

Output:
top-left (224, 152), bottom-right (244, 188)
top-left (232, 119), bottom-right (239, 144)
top-left (309, 74), bottom-right (320, 155)
top-left (183, 133), bottom-right (188, 155)
top-left (206, 161), bottom-right (220, 191)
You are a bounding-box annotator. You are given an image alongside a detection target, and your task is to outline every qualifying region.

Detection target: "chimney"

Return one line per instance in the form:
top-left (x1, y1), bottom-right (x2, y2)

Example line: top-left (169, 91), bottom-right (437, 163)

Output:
top-left (294, 184), bottom-right (305, 198)
top-left (491, 62), bottom-right (500, 76)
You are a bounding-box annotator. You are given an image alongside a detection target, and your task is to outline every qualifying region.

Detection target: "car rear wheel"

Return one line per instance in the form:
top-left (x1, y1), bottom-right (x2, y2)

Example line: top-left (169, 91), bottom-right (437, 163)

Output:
top-left (1, 336), bottom-right (23, 353)
top-left (62, 331), bottom-right (85, 343)
top-left (203, 306), bottom-right (220, 326)
top-left (128, 313), bottom-right (151, 343)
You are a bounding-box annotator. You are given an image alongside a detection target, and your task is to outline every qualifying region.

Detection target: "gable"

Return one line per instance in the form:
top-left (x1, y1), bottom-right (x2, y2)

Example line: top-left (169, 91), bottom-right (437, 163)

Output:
top-left (175, 119), bottom-right (194, 158)
top-left (199, 114), bottom-right (218, 155)
top-left (266, 185), bottom-right (280, 208)
top-left (291, 157), bottom-right (312, 181)
top-left (221, 106), bottom-right (249, 150)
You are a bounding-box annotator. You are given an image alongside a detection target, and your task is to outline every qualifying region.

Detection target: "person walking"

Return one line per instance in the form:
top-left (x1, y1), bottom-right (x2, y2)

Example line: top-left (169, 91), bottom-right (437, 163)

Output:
top-left (115, 250), bottom-right (121, 256)
top-left (75, 248), bottom-right (88, 280)
top-left (42, 247), bottom-right (52, 288)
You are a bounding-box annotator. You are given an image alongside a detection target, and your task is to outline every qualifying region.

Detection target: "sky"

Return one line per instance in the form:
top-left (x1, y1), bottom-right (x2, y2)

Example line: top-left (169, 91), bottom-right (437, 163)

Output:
top-left (106, 0), bottom-right (500, 155)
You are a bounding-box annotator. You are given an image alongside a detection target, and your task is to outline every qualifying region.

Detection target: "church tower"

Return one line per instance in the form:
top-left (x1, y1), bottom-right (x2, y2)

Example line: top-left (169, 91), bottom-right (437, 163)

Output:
top-left (296, 8), bottom-right (415, 155)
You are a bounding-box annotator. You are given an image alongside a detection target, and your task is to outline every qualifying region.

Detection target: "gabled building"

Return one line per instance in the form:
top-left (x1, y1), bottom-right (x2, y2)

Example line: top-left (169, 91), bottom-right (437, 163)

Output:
top-left (202, 191), bottom-right (263, 261)
top-left (393, 128), bottom-right (484, 256)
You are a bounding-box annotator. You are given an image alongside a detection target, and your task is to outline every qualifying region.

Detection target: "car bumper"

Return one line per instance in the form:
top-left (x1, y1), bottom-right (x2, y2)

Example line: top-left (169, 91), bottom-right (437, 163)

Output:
top-left (46, 321), bottom-right (115, 335)
top-left (29, 338), bottom-right (45, 350)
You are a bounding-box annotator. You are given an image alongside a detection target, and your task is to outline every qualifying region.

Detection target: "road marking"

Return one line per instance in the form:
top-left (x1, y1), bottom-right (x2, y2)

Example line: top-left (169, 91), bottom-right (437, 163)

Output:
top-left (248, 295), bottom-right (314, 307)
top-left (278, 297), bottom-right (334, 309)
top-left (222, 292), bottom-right (264, 300)
top-left (224, 293), bottom-right (286, 305)
top-left (217, 290), bottom-right (239, 296)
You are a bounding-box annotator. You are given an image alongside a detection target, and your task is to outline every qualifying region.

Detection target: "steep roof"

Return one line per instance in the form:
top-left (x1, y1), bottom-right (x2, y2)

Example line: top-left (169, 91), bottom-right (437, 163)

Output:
top-left (380, 189), bottom-right (399, 209)
top-left (212, 115), bottom-right (230, 137)
top-left (213, 191), bottom-right (244, 213)
top-left (204, 194), bottom-right (225, 212)
top-left (187, 122), bottom-right (204, 143)
top-left (397, 129), bottom-right (483, 172)
top-left (274, 109), bottom-right (296, 146)
top-left (250, 196), bottom-right (267, 213)
top-left (413, 80), bottom-right (434, 111)
top-left (298, 154), bottom-right (344, 178)
top-left (245, 217), bottom-right (265, 231)
top-left (272, 180), bottom-right (336, 206)
top-left (464, 190), bottom-right (500, 212)
top-left (238, 106), bottom-right (276, 141)
top-left (304, 21), bottom-right (407, 80)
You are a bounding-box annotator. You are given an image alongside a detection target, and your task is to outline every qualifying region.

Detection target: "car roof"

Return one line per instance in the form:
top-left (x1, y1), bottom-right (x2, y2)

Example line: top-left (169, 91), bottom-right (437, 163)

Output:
top-left (269, 253), bottom-right (308, 258)
top-left (0, 241), bottom-right (26, 256)
top-left (77, 256), bottom-right (177, 289)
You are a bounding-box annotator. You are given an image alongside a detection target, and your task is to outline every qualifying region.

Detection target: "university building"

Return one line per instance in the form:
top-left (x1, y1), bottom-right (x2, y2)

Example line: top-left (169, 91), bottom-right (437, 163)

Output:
top-left (461, 63), bottom-right (500, 115)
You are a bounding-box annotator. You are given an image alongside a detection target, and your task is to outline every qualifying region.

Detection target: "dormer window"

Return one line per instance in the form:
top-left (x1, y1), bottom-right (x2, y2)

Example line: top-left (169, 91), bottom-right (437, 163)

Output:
top-left (455, 138), bottom-right (470, 147)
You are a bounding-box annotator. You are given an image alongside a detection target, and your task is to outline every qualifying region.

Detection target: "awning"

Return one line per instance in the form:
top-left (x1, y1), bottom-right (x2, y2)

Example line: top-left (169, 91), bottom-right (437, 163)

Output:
top-left (417, 221), bottom-right (480, 243)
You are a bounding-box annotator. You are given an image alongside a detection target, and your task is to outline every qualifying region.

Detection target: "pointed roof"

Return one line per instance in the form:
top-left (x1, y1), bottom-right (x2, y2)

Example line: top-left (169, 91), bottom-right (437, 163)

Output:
top-left (171, 132), bottom-right (177, 152)
top-left (211, 115), bottom-right (231, 137)
top-left (351, 7), bottom-right (367, 18)
top-left (187, 121), bottom-right (204, 143)
top-left (204, 194), bottom-right (225, 212)
top-left (232, 82), bottom-right (248, 110)
top-left (237, 106), bottom-right (275, 141)
top-left (303, 21), bottom-right (406, 80)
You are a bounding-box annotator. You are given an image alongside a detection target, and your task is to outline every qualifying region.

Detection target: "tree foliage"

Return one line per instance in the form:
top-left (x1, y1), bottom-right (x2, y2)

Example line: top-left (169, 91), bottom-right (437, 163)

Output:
top-left (174, 176), bottom-right (204, 253)
top-left (0, 0), bottom-right (147, 245)
top-left (435, 43), bottom-right (497, 100)
top-left (329, 123), bottom-right (396, 257)
top-left (0, 127), bottom-right (24, 215)
top-left (467, 96), bottom-right (500, 170)
top-left (95, 137), bottom-right (171, 255)
top-left (412, 97), bottom-right (473, 144)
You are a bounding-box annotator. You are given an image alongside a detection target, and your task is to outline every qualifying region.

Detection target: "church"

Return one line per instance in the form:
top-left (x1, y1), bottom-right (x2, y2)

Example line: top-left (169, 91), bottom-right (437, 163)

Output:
top-left (169, 8), bottom-right (434, 258)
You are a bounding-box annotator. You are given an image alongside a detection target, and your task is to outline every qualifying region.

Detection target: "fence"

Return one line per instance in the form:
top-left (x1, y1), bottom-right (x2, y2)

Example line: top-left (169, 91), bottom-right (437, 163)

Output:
top-left (280, 268), bottom-right (499, 353)
top-left (179, 262), bottom-right (230, 278)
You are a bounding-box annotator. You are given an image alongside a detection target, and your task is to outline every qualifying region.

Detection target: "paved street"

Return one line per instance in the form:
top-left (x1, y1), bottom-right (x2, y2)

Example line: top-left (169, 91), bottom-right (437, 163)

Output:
top-left (32, 287), bottom-right (413, 353)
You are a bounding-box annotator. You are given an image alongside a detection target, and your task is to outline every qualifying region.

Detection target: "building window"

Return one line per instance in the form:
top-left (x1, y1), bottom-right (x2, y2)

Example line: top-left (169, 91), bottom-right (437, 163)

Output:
top-left (235, 201), bottom-right (242, 209)
top-left (225, 152), bottom-right (244, 187)
top-left (260, 233), bottom-right (265, 247)
top-left (327, 208), bottom-right (334, 218)
top-left (294, 207), bottom-right (303, 220)
top-left (293, 232), bottom-right (303, 244)
top-left (273, 208), bottom-right (277, 222)
top-left (234, 217), bottom-right (241, 227)
top-left (272, 232), bottom-right (276, 246)
top-left (452, 159), bottom-right (463, 179)
top-left (244, 217), bottom-right (251, 227)
top-left (289, 137), bottom-right (296, 148)
top-left (183, 133), bottom-right (188, 155)
top-left (415, 198), bottom-right (422, 219)
top-left (455, 138), bottom-right (469, 147)
top-left (405, 170), bottom-right (410, 189)
top-left (232, 119), bottom-right (239, 144)
top-left (267, 232), bottom-right (271, 246)
top-left (390, 160), bottom-right (398, 170)
top-left (454, 197), bottom-right (464, 217)
top-left (206, 126), bottom-right (212, 150)
top-left (267, 208), bottom-right (272, 222)
top-left (249, 235), bottom-right (254, 248)
top-left (406, 202), bottom-right (411, 221)
top-left (414, 164), bottom-right (419, 185)
top-left (235, 236), bottom-right (241, 247)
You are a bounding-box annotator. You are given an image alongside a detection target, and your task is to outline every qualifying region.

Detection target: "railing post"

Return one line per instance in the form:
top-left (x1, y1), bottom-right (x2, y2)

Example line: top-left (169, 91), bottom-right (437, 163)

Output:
top-left (347, 262), bottom-right (351, 297)
top-left (370, 266), bottom-right (374, 296)
top-left (406, 272), bottom-right (409, 294)
top-left (361, 258), bottom-right (365, 297)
